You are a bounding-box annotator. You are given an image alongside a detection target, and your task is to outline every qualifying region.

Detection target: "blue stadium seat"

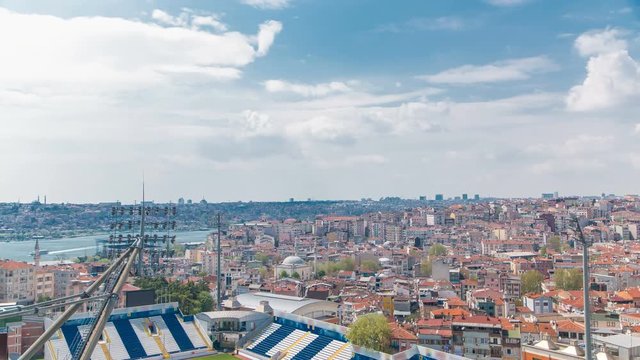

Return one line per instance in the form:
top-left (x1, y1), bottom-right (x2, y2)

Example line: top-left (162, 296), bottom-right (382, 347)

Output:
top-left (60, 325), bottom-right (82, 356)
top-left (251, 325), bottom-right (295, 356)
top-left (291, 336), bottom-right (333, 360)
top-left (161, 314), bottom-right (195, 351)
top-left (113, 319), bottom-right (148, 359)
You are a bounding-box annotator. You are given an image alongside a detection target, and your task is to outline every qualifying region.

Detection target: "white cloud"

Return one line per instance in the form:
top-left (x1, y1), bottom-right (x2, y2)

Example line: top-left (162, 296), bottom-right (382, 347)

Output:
top-left (567, 29), bottom-right (640, 111)
top-left (240, 110), bottom-right (274, 137)
top-left (485, 0), bottom-right (530, 6)
top-left (152, 9), bottom-right (228, 32)
top-left (574, 28), bottom-right (628, 57)
top-left (151, 9), bottom-right (187, 27)
top-left (256, 20), bottom-right (283, 56)
top-left (285, 116), bottom-right (356, 145)
top-left (526, 134), bottom-right (613, 174)
top-left (240, 0), bottom-right (291, 9)
top-left (0, 7), bottom-right (281, 92)
top-left (264, 80), bottom-right (352, 97)
top-left (191, 15), bottom-right (228, 32)
top-left (419, 56), bottom-right (556, 84)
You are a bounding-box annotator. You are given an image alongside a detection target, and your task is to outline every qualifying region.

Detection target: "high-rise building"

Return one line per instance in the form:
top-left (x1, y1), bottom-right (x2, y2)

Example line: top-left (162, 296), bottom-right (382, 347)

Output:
top-left (462, 194), bottom-right (468, 200)
top-left (435, 194), bottom-right (444, 201)
top-left (419, 196), bottom-right (426, 201)
top-left (474, 194), bottom-right (480, 200)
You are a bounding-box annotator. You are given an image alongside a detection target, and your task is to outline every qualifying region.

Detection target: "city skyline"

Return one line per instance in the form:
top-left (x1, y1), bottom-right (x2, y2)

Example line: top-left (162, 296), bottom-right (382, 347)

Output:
top-left (1, 0), bottom-right (640, 203)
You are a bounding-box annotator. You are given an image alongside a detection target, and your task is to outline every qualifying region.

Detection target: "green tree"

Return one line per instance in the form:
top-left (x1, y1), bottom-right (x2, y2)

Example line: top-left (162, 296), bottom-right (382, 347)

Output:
top-left (279, 270), bottom-right (289, 278)
top-left (256, 252), bottom-right (270, 265)
top-left (429, 244), bottom-right (448, 257)
top-left (340, 258), bottom-right (355, 271)
top-left (346, 314), bottom-right (392, 353)
top-left (554, 268), bottom-right (583, 290)
top-left (421, 258), bottom-right (432, 277)
top-left (548, 236), bottom-right (562, 252)
top-left (173, 244), bottom-right (186, 257)
top-left (521, 270), bottom-right (544, 294)
top-left (133, 277), bottom-right (214, 315)
top-left (291, 271), bottom-right (300, 279)
top-left (540, 246), bottom-right (548, 257)
top-left (316, 270), bottom-right (326, 278)
top-left (360, 260), bottom-right (380, 272)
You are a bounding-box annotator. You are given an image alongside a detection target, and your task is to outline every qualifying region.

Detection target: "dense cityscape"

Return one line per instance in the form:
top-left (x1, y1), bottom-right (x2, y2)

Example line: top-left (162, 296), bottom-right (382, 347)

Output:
top-left (2, 0), bottom-right (640, 359)
top-left (0, 194), bottom-right (639, 360)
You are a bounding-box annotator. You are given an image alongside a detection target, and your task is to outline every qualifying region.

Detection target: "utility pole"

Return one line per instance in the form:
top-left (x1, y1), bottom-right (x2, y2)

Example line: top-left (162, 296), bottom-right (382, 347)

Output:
top-left (574, 217), bottom-right (593, 360)
top-left (216, 213), bottom-right (222, 310)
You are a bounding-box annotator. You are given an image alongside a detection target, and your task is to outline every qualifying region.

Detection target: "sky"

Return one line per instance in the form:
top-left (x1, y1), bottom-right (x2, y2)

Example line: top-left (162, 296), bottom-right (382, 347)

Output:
top-left (1, 0), bottom-right (640, 203)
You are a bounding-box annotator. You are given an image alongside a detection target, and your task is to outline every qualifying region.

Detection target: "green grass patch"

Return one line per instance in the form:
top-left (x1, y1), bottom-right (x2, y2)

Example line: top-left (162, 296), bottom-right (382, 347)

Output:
top-left (194, 354), bottom-right (238, 360)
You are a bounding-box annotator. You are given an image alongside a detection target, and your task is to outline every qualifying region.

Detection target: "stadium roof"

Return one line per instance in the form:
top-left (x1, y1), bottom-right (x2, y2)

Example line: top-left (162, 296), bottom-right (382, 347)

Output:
top-left (236, 292), bottom-right (337, 315)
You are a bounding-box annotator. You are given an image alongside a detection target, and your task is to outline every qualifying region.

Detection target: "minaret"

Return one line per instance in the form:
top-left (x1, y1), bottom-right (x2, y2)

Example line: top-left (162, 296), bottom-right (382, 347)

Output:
top-left (34, 238), bottom-right (41, 268)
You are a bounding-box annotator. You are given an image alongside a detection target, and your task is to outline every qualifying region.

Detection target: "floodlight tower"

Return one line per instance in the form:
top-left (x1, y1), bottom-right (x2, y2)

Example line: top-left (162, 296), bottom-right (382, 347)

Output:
top-left (573, 216), bottom-right (593, 360)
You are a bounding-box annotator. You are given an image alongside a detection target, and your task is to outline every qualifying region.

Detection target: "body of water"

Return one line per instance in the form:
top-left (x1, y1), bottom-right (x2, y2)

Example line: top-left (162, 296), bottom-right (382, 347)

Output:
top-left (1, 230), bottom-right (212, 262)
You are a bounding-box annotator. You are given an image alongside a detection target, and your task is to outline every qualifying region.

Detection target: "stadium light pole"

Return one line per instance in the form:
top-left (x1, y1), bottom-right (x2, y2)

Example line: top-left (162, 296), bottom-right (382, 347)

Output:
top-left (573, 216), bottom-right (593, 360)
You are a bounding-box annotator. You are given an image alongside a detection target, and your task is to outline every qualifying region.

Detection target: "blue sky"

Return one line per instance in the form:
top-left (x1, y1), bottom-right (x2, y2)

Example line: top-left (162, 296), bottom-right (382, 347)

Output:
top-left (0, 0), bottom-right (639, 203)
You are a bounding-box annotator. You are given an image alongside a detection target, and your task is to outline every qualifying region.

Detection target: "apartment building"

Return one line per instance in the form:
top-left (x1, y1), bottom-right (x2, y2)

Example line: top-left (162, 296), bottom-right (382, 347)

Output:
top-left (0, 260), bottom-right (36, 304)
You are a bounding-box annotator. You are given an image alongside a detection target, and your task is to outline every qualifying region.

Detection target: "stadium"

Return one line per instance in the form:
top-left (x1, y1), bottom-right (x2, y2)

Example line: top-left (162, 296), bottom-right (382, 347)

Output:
top-left (44, 300), bottom-right (469, 360)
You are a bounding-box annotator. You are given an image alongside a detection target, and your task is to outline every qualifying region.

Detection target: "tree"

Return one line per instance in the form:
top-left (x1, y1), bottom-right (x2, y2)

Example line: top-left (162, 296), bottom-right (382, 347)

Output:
top-left (540, 246), bottom-right (548, 257)
top-left (421, 258), bottom-right (432, 277)
top-left (346, 314), bottom-right (392, 353)
top-left (429, 244), bottom-right (448, 257)
top-left (521, 270), bottom-right (544, 294)
top-left (547, 236), bottom-right (562, 252)
top-left (291, 271), bottom-right (300, 279)
top-left (133, 277), bottom-right (214, 315)
top-left (173, 244), bottom-right (186, 257)
top-left (256, 252), bottom-right (270, 265)
top-left (279, 270), bottom-right (289, 278)
top-left (554, 268), bottom-right (583, 290)
top-left (316, 270), bottom-right (326, 278)
top-left (340, 258), bottom-right (355, 271)
top-left (360, 260), bottom-right (380, 272)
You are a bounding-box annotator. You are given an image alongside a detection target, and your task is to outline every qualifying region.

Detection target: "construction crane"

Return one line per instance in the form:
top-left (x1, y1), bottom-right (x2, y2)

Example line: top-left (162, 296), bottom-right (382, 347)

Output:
top-left (0, 238), bottom-right (143, 360)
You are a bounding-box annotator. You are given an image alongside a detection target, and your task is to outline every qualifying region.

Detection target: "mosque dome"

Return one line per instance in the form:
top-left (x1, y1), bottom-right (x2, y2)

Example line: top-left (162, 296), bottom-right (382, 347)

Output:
top-left (282, 256), bottom-right (305, 266)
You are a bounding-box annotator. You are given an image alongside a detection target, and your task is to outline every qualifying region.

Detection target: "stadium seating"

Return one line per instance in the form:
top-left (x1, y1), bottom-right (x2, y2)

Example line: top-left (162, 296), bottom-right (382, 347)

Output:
top-left (104, 322), bottom-right (131, 360)
top-left (291, 335), bottom-right (333, 360)
top-left (45, 306), bottom-right (210, 360)
top-left (129, 318), bottom-right (163, 356)
top-left (149, 315), bottom-right (181, 353)
top-left (160, 313), bottom-right (195, 351)
top-left (281, 332), bottom-right (318, 360)
top-left (248, 324), bottom-right (296, 356)
top-left (245, 323), bottom-right (353, 360)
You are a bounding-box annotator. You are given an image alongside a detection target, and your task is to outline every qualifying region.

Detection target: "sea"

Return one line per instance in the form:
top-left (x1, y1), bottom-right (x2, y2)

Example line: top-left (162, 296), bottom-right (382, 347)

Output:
top-left (1, 230), bottom-right (212, 262)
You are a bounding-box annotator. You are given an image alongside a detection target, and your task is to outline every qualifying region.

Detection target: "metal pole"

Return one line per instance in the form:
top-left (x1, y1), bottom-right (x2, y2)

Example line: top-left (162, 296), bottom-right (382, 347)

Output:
top-left (138, 181), bottom-right (145, 276)
top-left (582, 240), bottom-right (593, 360)
top-left (78, 246), bottom-right (140, 360)
top-left (216, 213), bottom-right (222, 311)
top-left (575, 218), bottom-right (593, 360)
top-left (19, 246), bottom-right (135, 360)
